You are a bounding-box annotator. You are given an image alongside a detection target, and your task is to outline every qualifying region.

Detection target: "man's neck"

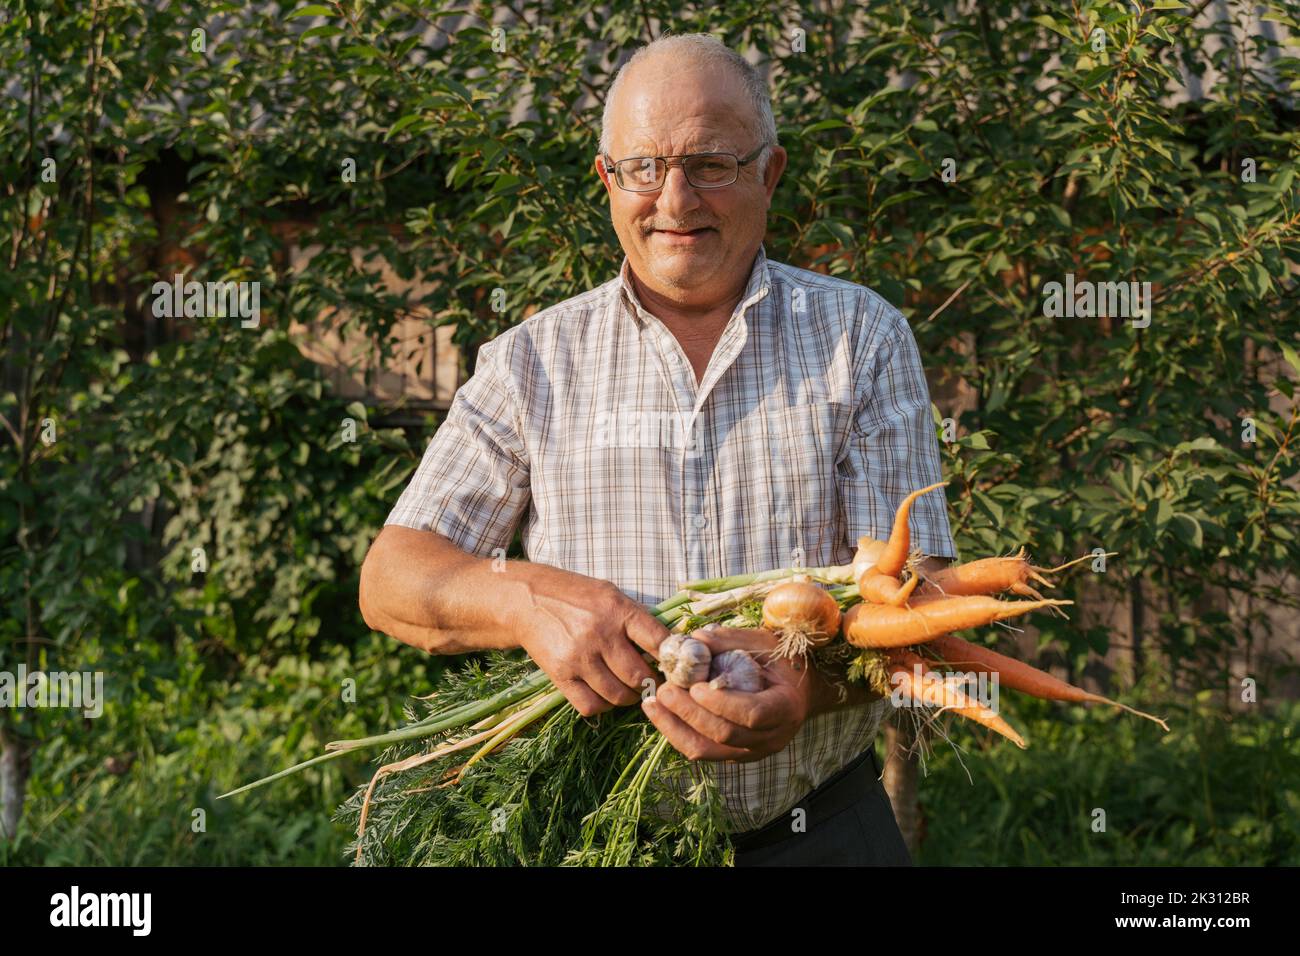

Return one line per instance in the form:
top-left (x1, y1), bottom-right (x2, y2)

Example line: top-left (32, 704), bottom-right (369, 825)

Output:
top-left (628, 269), bottom-right (751, 382)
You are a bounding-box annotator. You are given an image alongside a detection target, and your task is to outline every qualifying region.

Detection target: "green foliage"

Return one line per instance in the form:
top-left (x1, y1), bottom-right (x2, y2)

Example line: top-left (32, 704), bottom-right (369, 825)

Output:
top-left (915, 693), bottom-right (1300, 865)
top-left (1, 633), bottom-right (434, 865)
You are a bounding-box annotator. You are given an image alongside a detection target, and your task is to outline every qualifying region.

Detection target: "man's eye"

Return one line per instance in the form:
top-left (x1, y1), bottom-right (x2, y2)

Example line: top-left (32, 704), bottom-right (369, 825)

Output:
top-left (691, 160), bottom-right (729, 175)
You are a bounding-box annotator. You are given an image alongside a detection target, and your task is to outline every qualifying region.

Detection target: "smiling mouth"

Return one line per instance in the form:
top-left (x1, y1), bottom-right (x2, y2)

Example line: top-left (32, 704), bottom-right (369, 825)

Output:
top-left (654, 227), bottom-right (714, 236)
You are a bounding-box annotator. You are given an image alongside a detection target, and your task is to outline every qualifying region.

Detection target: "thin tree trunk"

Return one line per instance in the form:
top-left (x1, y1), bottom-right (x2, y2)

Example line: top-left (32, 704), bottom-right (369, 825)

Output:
top-left (882, 720), bottom-right (921, 858)
top-left (0, 721), bottom-right (31, 841)
top-left (1129, 574), bottom-right (1145, 680)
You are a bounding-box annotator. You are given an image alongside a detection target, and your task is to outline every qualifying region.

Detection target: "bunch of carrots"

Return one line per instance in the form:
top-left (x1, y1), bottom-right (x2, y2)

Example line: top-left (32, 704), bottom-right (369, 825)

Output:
top-left (222, 481), bottom-right (1167, 858)
top-left (743, 481), bottom-right (1169, 748)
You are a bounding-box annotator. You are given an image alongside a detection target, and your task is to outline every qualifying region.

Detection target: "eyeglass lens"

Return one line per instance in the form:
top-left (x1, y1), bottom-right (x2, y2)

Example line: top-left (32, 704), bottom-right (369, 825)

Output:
top-left (618, 154), bottom-right (738, 189)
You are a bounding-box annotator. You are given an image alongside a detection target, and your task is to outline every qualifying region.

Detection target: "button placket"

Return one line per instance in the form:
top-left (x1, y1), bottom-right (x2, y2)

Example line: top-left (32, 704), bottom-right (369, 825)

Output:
top-left (692, 315), bottom-right (747, 418)
top-left (651, 324), bottom-right (697, 409)
top-left (682, 411), bottom-right (712, 579)
top-left (640, 321), bottom-right (707, 575)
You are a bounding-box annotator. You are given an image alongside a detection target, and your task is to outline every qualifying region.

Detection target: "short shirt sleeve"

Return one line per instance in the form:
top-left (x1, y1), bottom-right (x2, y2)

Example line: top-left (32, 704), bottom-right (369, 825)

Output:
top-left (385, 337), bottom-right (531, 558)
top-left (836, 298), bottom-right (958, 560)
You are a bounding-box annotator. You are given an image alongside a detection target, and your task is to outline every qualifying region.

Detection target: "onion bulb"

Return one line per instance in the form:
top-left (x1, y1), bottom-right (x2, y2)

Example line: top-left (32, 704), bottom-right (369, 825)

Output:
top-left (761, 580), bottom-right (842, 659)
top-left (852, 534), bottom-right (886, 581)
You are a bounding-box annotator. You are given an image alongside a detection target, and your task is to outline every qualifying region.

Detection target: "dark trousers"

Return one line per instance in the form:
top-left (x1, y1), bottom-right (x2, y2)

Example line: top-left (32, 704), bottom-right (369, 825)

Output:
top-left (731, 748), bottom-right (913, 867)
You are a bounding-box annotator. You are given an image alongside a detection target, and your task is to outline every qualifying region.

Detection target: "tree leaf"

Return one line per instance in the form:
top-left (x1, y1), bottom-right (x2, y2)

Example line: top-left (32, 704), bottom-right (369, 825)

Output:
top-left (1108, 427), bottom-right (1158, 445)
top-left (287, 4), bottom-right (336, 19)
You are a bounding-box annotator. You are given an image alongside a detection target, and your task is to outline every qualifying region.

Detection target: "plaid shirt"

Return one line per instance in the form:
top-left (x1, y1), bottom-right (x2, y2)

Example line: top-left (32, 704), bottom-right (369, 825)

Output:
top-left (386, 243), bottom-right (956, 832)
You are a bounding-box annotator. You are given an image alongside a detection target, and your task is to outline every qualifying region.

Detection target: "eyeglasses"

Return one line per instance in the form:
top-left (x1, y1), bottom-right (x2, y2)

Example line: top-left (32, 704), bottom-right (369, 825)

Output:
top-left (602, 143), bottom-right (769, 192)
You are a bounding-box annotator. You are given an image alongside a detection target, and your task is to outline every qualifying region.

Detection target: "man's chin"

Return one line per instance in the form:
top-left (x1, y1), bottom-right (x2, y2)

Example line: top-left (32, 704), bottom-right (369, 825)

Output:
top-left (647, 245), bottom-right (719, 271)
top-left (648, 260), bottom-right (715, 289)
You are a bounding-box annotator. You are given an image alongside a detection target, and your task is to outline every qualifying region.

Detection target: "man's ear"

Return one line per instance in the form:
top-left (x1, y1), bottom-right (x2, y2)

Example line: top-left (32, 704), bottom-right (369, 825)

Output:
top-left (762, 145), bottom-right (788, 201)
top-left (594, 154), bottom-right (613, 196)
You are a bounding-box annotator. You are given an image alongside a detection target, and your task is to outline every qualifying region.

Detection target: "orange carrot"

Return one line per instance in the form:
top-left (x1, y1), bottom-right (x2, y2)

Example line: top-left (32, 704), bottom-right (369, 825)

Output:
top-left (886, 649), bottom-right (1027, 748)
top-left (919, 548), bottom-right (1116, 602)
top-left (857, 569), bottom-right (922, 607)
top-left (869, 481), bottom-right (948, 579)
top-left (922, 634), bottom-right (1169, 730)
top-left (842, 594), bottom-right (1073, 648)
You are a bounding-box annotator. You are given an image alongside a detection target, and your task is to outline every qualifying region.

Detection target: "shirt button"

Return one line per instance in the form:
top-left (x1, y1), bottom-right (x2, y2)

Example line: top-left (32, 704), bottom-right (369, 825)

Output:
top-left (691, 515), bottom-right (708, 530)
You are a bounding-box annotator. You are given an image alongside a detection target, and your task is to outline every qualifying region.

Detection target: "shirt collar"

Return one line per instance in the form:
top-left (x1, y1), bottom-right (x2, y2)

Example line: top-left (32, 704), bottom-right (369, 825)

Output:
top-left (618, 243), bottom-right (772, 328)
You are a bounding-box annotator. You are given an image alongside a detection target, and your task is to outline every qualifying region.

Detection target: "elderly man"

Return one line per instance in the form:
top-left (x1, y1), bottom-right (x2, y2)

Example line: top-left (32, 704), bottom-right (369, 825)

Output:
top-left (359, 33), bottom-right (956, 866)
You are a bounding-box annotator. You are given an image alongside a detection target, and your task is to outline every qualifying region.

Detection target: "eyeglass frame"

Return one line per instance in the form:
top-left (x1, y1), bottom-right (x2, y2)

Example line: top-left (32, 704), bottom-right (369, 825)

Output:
top-left (601, 143), bottom-right (770, 192)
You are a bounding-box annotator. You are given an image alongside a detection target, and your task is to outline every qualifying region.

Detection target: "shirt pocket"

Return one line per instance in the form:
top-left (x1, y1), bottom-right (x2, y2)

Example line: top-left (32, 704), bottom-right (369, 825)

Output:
top-left (719, 401), bottom-right (855, 565)
top-left (532, 410), bottom-right (684, 586)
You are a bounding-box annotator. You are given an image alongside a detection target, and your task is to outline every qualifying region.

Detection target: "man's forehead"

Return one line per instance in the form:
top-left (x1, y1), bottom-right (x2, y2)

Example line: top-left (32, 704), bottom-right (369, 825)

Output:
top-left (612, 113), bottom-right (755, 156)
top-left (609, 64), bottom-right (754, 155)
top-left (617, 133), bottom-right (738, 155)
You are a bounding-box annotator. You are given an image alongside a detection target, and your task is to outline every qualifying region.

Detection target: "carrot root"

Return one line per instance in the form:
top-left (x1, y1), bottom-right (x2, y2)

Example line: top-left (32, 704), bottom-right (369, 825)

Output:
top-left (871, 481), bottom-right (948, 578)
top-left (1081, 693), bottom-right (1171, 732)
top-left (920, 547), bottom-right (1115, 608)
top-left (1038, 550), bottom-right (1117, 575)
top-left (922, 634), bottom-right (1170, 731)
top-left (887, 650), bottom-right (1027, 749)
top-left (843, 595), bottom-right (1073, 649)
top-left (858, 570), bottom-right (923, 606)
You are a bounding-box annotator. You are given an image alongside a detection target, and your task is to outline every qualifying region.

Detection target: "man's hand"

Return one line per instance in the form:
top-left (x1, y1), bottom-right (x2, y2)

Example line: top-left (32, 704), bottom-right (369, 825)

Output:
top-left (641, 625), bottom-right (819, 763)
top-left (517, 577), bottom-right (665, 718)
top-left (360, 528), bottom-right (665, 716)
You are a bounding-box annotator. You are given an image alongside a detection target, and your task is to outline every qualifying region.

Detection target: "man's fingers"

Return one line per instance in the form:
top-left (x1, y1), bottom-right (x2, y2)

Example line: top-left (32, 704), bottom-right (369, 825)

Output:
top-left (555, 678), bottom-right (612, 718)
top-left (624, 607), bottom-right (671, 656)
top-left (685, 626), bottom-right (810, 691)
top-left (641, 696), bottom-right (750, 762)
top-left (689, 625), bottom-right (779, 656)
top-left (603, 639), bottom-right (658, 696)
top-left (688, 681), bottom-right (793, 730)
top-left (583, 658), bottom-right (643, 707)
top-left (652, 682), bottom-right (769, 749)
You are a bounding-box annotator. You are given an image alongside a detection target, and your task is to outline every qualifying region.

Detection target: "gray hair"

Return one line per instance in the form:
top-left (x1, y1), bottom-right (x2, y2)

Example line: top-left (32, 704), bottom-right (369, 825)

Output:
top-left (598, 33), bottom-right (778, 176)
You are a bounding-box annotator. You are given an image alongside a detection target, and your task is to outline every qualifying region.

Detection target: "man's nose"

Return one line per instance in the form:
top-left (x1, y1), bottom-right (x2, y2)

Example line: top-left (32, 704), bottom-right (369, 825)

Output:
top-left (654, 164), bottom-right (702, 220)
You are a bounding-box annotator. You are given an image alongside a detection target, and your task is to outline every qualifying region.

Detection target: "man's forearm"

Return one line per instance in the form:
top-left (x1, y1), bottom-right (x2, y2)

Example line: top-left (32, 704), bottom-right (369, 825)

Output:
top-left (359, 526), bottom-right (512, 653)
top-left (359, 525), bottom-right (581, 655)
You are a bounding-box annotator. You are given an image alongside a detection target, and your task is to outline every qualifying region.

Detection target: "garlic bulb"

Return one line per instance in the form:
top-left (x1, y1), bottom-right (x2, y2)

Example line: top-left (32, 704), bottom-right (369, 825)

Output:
top-left (761, 580), bottom-right (843, 659)
top-left (658, 635), bottom-right (711, 687)
top-left (708, 650), bottom-right (764, 693)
